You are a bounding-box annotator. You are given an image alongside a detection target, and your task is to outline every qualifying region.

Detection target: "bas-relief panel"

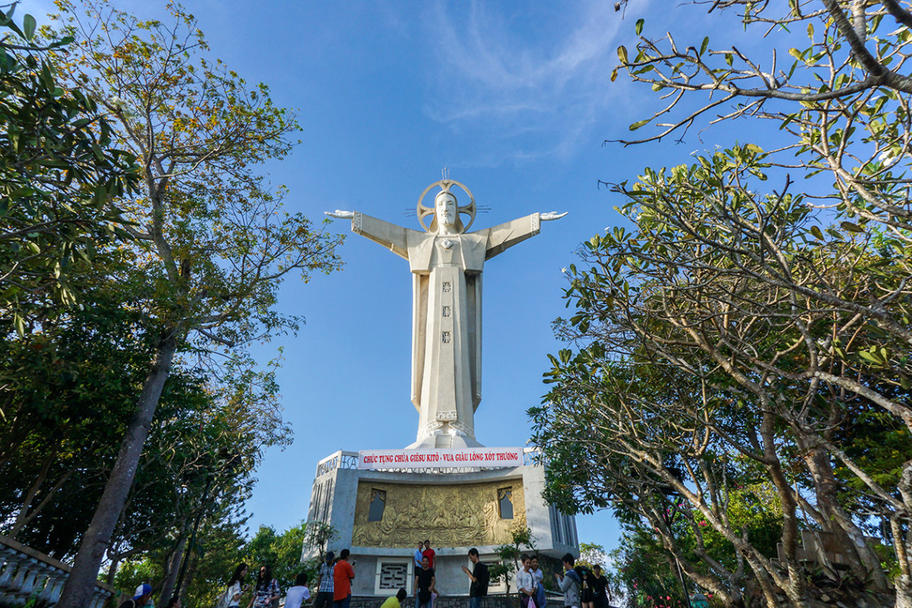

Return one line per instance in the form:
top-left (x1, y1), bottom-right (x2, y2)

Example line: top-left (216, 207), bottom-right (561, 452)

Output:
top-left (351, 480), bottom-right (526, 548)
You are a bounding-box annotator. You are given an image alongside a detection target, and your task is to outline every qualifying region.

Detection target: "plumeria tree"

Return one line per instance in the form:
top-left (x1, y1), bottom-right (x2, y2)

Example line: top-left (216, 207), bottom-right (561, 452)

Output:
top-left (535, 2), bottom-right (912, 607)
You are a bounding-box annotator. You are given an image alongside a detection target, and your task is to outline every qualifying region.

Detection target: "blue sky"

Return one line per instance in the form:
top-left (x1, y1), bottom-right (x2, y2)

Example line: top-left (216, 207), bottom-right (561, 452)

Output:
top-left (24, 0), bottom-right (758, 555)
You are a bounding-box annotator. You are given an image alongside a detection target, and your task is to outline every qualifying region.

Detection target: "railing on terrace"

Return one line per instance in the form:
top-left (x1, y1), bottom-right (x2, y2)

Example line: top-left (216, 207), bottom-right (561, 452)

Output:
top-left (0, 536), bottom-right (116, 608)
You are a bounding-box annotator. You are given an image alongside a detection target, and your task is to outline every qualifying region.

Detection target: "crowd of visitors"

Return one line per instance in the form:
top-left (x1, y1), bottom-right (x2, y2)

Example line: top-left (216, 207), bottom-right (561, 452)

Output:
top-left (554, 554), bottom-right (611, 608)
top-left (122, 543), bottom-right (609, 608)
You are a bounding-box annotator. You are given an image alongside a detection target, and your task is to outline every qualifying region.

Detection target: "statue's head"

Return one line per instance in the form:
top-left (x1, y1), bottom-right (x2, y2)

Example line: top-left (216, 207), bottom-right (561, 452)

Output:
top-left (417, 178), bottom-right (476, 233)
top-left (434, 191), bottom-right (458, 229)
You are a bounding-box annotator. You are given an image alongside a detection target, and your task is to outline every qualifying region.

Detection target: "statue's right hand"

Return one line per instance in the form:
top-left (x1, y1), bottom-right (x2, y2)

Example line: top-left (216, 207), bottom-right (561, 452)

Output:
top-left (324, 209), bottom-right (354, 219)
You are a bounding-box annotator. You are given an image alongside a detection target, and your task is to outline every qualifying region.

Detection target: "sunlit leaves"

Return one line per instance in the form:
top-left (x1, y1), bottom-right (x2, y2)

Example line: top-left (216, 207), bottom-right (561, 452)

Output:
top-left (0, 7), bottom-right (140, 330)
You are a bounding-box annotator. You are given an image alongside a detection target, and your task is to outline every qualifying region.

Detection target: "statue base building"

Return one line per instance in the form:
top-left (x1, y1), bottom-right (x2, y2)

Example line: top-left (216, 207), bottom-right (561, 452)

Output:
top-left (310, 179), bottom-right (575, 597)
top-left (304, 448), bottom-right (578, 597)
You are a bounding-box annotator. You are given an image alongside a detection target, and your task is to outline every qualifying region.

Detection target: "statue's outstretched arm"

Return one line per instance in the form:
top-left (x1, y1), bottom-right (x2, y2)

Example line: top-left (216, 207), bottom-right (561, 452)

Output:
top-left (338, 211), bottom-right (412, 260)
top-left (482, 213), bottom-right (544, 260)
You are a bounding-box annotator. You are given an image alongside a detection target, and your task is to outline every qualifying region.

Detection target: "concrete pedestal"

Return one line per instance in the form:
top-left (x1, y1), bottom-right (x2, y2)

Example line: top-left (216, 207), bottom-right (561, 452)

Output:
top-left (304, 450), bottom-right (578, 597)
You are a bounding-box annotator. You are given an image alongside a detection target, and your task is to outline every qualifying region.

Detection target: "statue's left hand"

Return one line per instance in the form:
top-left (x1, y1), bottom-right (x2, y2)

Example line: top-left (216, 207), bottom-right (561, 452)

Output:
top-left (324, 210), bottom-right (355, 219)
top-left (540, 211), bottom-right (568, 221)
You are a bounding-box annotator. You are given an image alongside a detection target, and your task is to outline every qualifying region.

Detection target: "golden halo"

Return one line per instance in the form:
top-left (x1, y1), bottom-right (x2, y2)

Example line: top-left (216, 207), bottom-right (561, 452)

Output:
top-left (416, 179), bottom-right (476, 233)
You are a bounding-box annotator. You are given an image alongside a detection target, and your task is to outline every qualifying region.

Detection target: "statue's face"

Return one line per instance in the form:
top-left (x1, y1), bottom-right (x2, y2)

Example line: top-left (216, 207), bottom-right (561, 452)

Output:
top-left (435, 192), bottom-right (457, 228)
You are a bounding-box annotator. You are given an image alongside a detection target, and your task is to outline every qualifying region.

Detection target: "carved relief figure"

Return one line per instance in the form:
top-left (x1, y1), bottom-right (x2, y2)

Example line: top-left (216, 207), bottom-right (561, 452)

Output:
top-left (351, 480), bottom-right (526, 548)
top-left (326, 179), bottom-right (566, 448)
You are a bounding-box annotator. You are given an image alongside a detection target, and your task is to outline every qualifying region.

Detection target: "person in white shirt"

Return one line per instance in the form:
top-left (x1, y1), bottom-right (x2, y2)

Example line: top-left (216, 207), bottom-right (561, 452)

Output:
top-left (285, 572), bottom-right (311, 608)
top-left (515, 555), bottom-right (535, 608)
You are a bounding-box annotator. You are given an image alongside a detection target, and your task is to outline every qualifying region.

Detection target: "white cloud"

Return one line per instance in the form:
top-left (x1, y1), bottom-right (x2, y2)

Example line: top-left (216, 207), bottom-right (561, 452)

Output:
top-left (423, 0), bottom-right (639, 164)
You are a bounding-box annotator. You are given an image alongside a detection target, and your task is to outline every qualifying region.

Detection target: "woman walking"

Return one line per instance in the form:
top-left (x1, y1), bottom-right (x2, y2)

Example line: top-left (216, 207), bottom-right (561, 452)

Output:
top-left (220, 563), bottom-right (248, 608)
top-left (250, 565), bottom-right (281, 608)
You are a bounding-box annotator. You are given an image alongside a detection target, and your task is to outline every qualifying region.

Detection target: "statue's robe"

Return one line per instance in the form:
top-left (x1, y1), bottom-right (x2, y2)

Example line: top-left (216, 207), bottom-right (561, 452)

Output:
top-left (351, 211), bottom-right (541, 447)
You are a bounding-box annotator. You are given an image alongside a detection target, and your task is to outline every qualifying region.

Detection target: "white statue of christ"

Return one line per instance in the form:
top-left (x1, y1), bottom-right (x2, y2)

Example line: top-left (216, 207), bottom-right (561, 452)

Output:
top-left (326, 179), bottom-right (566, 448)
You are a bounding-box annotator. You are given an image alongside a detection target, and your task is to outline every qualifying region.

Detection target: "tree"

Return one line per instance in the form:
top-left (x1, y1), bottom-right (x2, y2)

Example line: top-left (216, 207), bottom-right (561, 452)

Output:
top-left (535, 2), bottom-right (912, 606)
top-left (246, 522), bottom-right (317, 589)
top-left (303, 521), bottom-right (337, 562)
top-left (489, 526), bottom-right (536, 598)
top-left (0, 7), bottom-right (138, 331)
top-left (0, 280), bottom-right (290, 582)
top-left (44, 3), bottom-right (342, 606)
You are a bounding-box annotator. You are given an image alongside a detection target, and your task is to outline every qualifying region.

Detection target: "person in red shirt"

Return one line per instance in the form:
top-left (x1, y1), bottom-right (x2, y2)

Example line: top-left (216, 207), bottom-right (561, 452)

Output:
top-left (332, 549), bottom-right (355, 608)
top-left (421, 540), bottom-right (435, 569)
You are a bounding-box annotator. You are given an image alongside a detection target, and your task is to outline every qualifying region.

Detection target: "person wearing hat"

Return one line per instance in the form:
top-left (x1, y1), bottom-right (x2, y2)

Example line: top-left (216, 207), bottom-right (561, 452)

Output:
top-left (119, 583), bottom-right (154, 608)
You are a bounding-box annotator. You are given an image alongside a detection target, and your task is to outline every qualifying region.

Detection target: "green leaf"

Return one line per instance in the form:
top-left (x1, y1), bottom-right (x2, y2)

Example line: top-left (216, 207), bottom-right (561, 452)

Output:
top-left (859, 350), bottom-right (882, 365)
top-left (841, 221), bottom-right (864, 233)
top-left (617, 45), bottom-right (628, 64)
top-left (809, 225), bottom-right (824, 240)
top-left (23, 13), bottom-right (36, 40)
top-left (699, 37), bottom-right (709, 56)
top-left (635, 18), bottom-right (644, 35)
top-left (629, 119), bottom-right (650, 131)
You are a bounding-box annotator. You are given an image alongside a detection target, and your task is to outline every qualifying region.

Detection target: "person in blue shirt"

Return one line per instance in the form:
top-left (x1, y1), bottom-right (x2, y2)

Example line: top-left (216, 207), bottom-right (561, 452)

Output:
top-left (414, 542), bottom-right (425, 570)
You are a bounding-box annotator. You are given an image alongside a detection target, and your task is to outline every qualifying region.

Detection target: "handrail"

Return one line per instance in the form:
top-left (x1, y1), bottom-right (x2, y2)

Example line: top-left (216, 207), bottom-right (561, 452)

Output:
top-left (0, 536), bottom-right (117, 608)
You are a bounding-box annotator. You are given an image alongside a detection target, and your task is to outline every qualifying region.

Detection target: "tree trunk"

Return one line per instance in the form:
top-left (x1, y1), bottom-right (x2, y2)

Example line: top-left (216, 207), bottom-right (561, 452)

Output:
top-left (57, 333), bottom-right (178, 608)
top-left (803, 444), bottom-right (888, 589)
top-left (179, 549), bottom-right (201, 604)
top-left (159, 531), bottom-right (188, 604)
top-left (106, 556), bottom-right (120, 585)
top-left (9, 453), bottom-right (52, 538)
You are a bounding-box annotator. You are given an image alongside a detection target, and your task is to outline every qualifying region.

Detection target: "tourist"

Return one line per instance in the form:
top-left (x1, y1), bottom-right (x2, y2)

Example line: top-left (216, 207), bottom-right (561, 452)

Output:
top-left (381, 588), bottom-right (408, 608)
top-left (250, 565), bottom-right (281, 608)
top-left (576, 563), bottom-right (594, 608)
top-left (461, 548), bottom-right (489, 608)
top-left (219, 563), bottom-right (248, 608)
top-left (516, 555), bottom-right (536, 608)
top-left (422, 540), bottom-right (436, 568)
top-left (530, 555), bottom-right (546, 608)
top-left (591, 566), bottom-right (609, 608)
top-left (554, 554), bottom-right (581, 608)
top-left (314, 552), bottom-right (335, 608)
top-left (284, 572), bottom-right (311, 608)
top-left (415, 556), bottom-right (436, 608)
top-left (421, 541), bottom-right (437, 608)
top-left (333, 549), bottom-right (355, 608)
top-left (414, 542), bottom-right (425, 569)
top-left (119, 583), bottom-right (154, 608)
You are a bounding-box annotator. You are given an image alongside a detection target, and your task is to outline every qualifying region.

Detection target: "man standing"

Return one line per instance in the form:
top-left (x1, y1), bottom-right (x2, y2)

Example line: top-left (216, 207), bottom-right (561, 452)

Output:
top-left (333, 549), bottom-right (355, 608)
top-left (415, 556), bottom-right (436, 608)
top-left (421, 541), bottom-right (437, 608)
top-left (414, 542), bottom-right (425, 570)
top-left (314, 552), bottom-right (335, 608)
top-left (555, 554), bottom-right (581, 608)
top-left (591, 566), bottom-right (610, 608)
top-left (530, 556), bottom-right (546, 608)
top-left (421, 540), bottom-right (436, 569)
top-left (515, 555), bottom-right (535, 608)
top-left (461, 548), bottom-right (489, 608)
